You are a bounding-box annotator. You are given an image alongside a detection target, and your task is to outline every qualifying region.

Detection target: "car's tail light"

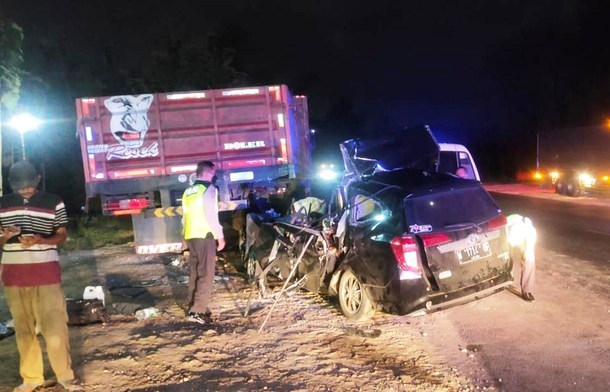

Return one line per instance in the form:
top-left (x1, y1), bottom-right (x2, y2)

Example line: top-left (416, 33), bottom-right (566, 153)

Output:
top-left (420, 233), bottom-right (452, 247)
top-left (487, 214), bottom-right (507, 230)
top-left (391, 235), bottom-right (421, 279)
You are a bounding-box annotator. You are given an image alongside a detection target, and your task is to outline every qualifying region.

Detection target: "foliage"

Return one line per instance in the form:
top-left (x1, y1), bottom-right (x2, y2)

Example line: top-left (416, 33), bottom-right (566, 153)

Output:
top-left (0, 17), bottom-right (23, 109)
top-left (61, 215), bottom-right (134, 251)
top-left (141, 32), bottom-right (248, 92)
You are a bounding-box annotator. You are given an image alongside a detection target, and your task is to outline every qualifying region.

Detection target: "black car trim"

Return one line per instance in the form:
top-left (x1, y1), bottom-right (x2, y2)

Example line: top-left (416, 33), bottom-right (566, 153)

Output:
top-left (413, 235), bottom-right (440, 290)
top-left (425, 280), bottom-right (513, 312)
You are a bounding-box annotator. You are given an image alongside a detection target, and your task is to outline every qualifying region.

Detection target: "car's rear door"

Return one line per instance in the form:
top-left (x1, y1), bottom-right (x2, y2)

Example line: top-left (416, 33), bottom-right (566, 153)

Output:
top-left (403, 184), bottom-right (510, 292)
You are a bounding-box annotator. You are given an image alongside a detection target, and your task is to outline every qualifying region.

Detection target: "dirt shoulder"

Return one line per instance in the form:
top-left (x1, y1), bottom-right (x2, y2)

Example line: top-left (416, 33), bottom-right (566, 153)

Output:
top-left (1, 246), bottom-right (491, 392)
top-left (3, 186), bottom-right (609, 391)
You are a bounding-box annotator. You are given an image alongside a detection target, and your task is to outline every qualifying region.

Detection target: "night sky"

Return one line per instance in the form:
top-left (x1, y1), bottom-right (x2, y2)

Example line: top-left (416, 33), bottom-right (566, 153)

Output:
top-left (2, 0), bottom-right (610, 212)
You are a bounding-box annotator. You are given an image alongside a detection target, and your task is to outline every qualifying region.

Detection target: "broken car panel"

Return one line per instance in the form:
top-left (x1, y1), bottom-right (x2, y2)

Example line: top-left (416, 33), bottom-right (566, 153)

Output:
top-left (247, 125), bottom-right (512, 320)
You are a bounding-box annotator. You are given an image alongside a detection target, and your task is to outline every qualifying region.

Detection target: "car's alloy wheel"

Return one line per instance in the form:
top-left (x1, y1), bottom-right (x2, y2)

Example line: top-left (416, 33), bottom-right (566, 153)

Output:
top-left (246, 250), bottom-right (257, 281)
top-left (338, 269), bottom-right (375, 321)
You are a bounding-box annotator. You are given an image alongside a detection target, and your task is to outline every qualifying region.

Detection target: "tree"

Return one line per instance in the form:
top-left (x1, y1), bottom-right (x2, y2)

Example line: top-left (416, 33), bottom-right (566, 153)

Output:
top-left (0, 14), bottom-right (24, 195)
top-left (141, 32), bottom-right (248, 92)
top-left (0, 17), bottom-right (23, 109)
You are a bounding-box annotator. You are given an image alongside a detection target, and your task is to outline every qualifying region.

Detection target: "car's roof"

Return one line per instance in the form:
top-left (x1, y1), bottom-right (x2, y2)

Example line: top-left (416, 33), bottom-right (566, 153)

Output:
top-left (350, 168), bottom-right (480, 198)
top-left (438, 143), bottom-right (470, 152)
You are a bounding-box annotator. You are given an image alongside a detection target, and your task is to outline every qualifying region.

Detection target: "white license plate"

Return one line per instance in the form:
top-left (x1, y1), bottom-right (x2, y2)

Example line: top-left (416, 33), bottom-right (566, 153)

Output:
top-left (456, 241), bottom-right (491, 263)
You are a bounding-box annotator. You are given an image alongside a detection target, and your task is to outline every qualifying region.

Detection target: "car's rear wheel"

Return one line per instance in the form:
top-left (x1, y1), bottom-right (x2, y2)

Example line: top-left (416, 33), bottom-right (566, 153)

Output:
top-left (245, 250), bottom-right (259, 282)
top-left (338, 269), bottom-right (375, 321)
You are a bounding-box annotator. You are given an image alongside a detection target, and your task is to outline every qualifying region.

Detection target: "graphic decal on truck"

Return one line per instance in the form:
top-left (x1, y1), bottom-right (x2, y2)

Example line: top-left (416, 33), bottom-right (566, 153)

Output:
top-left (103, 94), bottom-right (159, 159)
top-left (86, 142), bottom-right (160, 160)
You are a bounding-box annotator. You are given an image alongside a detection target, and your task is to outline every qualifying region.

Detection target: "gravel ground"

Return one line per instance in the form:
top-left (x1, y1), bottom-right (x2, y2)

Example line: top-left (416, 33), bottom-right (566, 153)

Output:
top-left (0, 246), bottom-right (490, 392)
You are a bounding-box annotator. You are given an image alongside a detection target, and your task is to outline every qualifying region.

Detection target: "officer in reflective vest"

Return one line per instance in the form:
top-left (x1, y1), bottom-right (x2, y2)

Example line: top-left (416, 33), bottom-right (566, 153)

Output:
top-left (182, 160), bottom-right (225, 324)
top-left (506, 214), bottom-right (537, 301)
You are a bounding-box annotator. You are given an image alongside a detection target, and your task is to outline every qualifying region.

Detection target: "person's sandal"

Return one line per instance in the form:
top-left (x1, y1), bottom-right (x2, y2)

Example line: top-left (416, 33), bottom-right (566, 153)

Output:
top-left (12, 384), bottom-right (43, 392)
top-left (59, 379), bottom-right (85, 391)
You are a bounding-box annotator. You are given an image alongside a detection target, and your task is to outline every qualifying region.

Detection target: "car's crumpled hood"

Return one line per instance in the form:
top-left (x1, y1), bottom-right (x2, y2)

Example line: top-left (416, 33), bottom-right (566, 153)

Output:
top-left (340, 125), bottom-right (440, 182)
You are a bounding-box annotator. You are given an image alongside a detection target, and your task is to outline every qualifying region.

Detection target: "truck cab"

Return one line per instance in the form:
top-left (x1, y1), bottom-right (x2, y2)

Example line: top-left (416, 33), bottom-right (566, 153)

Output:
top-left (438, 143), bottom-right (481, 181)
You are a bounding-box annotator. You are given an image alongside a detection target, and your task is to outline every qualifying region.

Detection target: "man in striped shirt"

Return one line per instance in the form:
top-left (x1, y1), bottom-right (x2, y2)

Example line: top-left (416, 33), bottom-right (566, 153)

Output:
top-left (0, 160), bottom-right (81, 392)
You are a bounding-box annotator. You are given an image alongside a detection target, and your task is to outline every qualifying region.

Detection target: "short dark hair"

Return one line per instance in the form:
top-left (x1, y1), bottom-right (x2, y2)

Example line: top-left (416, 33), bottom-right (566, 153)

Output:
top-left (196, 160), bottom-right (215, 176)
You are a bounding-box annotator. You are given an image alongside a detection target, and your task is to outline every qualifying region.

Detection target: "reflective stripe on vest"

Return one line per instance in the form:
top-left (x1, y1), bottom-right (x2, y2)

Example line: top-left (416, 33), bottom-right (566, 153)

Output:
top-left (182, 184), bottom-right (215, 240)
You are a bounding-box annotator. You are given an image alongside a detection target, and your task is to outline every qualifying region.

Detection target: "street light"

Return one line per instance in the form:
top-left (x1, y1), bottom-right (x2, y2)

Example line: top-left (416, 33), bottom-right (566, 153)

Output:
top-left (7, 113), bottom-right (41, 159)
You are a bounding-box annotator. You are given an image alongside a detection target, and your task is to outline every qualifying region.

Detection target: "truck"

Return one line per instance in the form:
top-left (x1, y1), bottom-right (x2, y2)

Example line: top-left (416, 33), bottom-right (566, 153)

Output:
top-left (76, 84), bottom-right (312, 254)
top-left (534, 126), bottom-right (610, 197)
top-left (437, 143), bottom-right (481, 181)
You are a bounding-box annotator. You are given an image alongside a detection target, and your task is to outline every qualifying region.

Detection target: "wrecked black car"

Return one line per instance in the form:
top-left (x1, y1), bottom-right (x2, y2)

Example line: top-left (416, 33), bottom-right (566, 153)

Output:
top-left (245, 125), bottom-right (513, 320)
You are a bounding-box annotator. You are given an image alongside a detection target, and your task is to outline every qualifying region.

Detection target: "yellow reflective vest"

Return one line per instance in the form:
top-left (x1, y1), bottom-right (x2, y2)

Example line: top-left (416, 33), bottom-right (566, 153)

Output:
top-left (182, 183), bottom-right (222, 240)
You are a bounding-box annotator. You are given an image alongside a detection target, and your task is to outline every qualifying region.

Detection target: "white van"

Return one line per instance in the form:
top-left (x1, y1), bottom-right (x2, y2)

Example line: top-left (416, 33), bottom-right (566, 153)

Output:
top-left (438, 143), bottom-right (481, 181)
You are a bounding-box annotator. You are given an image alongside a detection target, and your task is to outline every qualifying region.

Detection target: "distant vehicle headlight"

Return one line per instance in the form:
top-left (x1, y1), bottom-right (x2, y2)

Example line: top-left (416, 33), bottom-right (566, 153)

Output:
top-left (318, 169), bottom-right (338, 180)
top-left (578, 172), bottom-right (596, 188)
top-left (550, 171), bottom-right (560, 184)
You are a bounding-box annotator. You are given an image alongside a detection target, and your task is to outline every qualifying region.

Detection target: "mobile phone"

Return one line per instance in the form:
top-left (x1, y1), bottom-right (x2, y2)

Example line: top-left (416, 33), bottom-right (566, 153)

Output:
top-left (20, 234), bottom-right (35, 238)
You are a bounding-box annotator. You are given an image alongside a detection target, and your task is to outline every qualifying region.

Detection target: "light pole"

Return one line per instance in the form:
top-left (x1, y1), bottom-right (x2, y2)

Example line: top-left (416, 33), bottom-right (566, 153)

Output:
top-left (536, 132), bottom-right (540, 170)
top-left (7, 113), bottom-right (41, 160)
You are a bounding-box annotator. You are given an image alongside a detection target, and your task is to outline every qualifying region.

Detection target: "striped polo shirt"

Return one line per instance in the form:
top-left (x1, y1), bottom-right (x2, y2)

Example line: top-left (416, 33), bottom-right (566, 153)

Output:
top-left (0, 191), bottom-right (68, 287)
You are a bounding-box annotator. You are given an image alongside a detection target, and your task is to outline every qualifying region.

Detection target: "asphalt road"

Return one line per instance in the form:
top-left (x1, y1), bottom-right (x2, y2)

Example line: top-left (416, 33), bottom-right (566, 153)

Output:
top-left (490, 192), bottom-right (610, 267)
top-left (419, 189), bottom-right (610, 392)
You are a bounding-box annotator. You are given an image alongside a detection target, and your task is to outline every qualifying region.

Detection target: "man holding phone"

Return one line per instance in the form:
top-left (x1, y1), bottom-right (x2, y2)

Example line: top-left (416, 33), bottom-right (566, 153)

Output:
top-left (0, 160), bottom-right (82, 391)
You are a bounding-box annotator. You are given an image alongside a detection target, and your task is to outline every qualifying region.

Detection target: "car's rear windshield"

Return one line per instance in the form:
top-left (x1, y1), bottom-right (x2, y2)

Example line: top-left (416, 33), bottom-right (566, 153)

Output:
top-left (403, 186), bottom-right (500, 233)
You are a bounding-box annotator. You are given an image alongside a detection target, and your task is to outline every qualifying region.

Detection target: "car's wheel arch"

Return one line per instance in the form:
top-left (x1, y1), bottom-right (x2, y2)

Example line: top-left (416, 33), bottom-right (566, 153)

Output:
top-left (328, 261), bottom-right (350, 296)
top-left (329, 257), bottom-right (377, 299)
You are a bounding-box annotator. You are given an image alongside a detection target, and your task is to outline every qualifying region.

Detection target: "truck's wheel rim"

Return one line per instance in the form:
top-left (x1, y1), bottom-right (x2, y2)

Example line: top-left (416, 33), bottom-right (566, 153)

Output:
top-left (342, 275), bottom-right (363, 313)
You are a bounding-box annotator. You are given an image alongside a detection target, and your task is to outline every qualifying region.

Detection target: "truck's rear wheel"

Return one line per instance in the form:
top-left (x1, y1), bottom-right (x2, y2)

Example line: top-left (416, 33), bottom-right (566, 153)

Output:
top-left (566, 182), bottom-right (580, 197)
top-left (338, 269), bottom-right (375, 321)
top-left (556, 181), bottom-right (565, 195)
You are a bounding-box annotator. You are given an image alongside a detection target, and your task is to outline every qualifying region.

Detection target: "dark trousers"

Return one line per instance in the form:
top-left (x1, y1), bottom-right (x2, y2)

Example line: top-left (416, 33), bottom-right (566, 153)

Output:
top-left (187, 237), bottom-right (217, 314)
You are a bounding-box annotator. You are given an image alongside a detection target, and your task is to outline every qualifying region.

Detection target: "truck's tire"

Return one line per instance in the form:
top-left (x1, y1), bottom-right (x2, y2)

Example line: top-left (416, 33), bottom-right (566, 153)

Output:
top-left (338, 269), bottom-right (375, 321)
top-left (556, 181), bottom-right (565, 195)
top-left (566, 182), bottom-right (580, 197)
top-left (572, 186), bottom-right (581, 197)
